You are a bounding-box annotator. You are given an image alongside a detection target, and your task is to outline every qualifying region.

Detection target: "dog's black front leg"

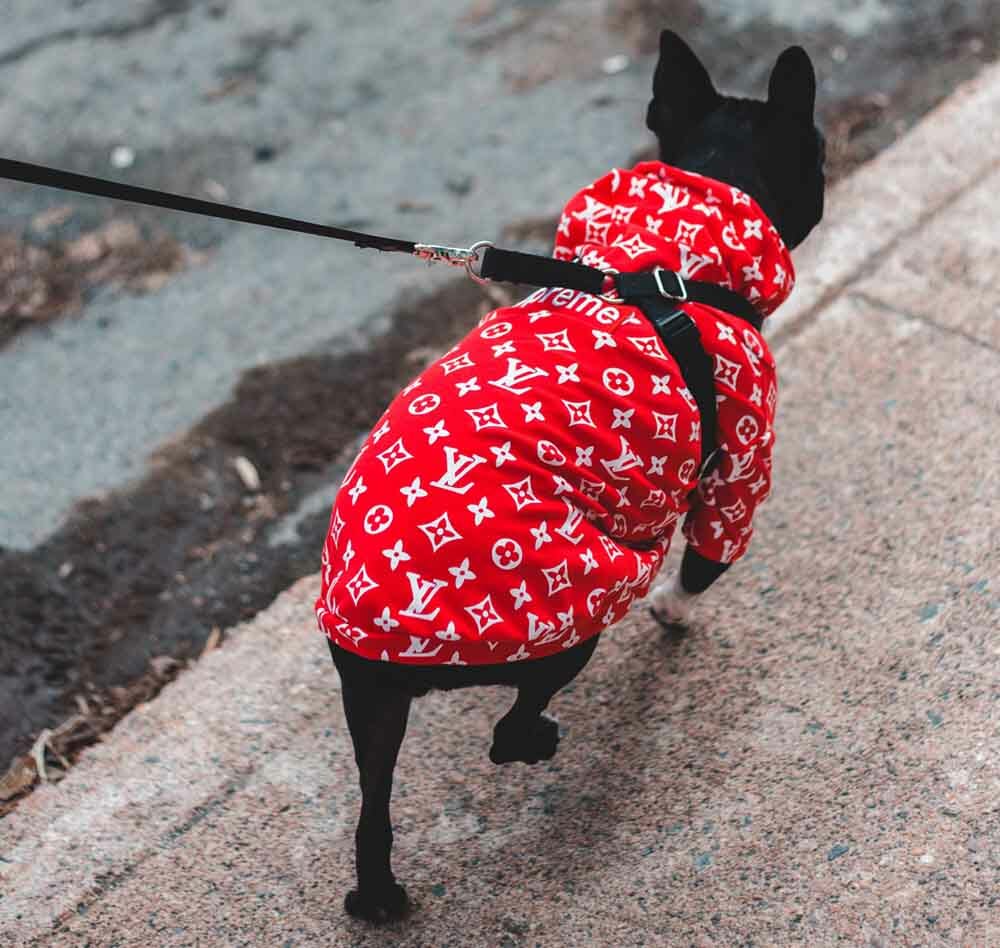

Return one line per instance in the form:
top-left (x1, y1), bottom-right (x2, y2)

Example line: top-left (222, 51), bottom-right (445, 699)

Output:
top-left (339, 670), bottom-right (412, 924)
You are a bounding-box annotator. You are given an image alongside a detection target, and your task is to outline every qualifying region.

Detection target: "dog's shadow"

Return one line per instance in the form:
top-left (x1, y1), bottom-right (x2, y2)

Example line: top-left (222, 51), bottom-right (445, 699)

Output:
top-left (388, 608), bottom-right (749, 921)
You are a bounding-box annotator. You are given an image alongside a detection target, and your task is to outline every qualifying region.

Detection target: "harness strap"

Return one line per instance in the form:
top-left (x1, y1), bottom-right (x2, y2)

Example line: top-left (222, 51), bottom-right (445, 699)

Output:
top-left (634, 299), bottom-right (721, 478)
top-left (614, 269), bottom-right (762, 331)
top-left (479, 245), bottom-right (762, 330)
top-left (478, 246), bottom-right (606, 295)
top-left (479, 248), bottom-right (765, 477)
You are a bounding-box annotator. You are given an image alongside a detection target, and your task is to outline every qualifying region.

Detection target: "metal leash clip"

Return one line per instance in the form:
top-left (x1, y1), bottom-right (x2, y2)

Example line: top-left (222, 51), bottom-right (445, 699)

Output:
top-left (599, 280), bottom-right (624, 304)
top-left (413, 240), bottom-right (494, 285)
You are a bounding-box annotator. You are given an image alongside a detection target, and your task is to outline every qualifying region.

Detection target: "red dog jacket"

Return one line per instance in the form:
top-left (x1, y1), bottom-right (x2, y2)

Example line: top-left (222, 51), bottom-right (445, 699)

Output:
top-left (316, 162), bottom-right (793, 665)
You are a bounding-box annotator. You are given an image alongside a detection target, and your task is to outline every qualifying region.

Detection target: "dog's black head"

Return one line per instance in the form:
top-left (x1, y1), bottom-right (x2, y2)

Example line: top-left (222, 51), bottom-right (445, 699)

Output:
top-left (646, 30), bottom-right (825, 249)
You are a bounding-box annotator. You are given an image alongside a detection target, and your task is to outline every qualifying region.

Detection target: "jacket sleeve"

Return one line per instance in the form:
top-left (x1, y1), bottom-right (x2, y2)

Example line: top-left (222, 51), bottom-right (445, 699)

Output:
top-left (681, 321), bottom-right (777, 566)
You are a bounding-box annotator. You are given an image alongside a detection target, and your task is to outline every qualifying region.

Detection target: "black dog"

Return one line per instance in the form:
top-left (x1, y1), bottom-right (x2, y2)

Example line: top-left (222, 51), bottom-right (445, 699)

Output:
top-left (324, 30), bottom-right (825, 924)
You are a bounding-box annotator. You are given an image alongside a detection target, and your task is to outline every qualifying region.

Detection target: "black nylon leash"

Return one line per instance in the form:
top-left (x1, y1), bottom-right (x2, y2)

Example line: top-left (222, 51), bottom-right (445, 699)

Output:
top-left (2, 155), bottom-right (761, 475)
top-left (0, 157), bottom-right (416, 253)
top-left (0, 157), bottom-right (762, 329)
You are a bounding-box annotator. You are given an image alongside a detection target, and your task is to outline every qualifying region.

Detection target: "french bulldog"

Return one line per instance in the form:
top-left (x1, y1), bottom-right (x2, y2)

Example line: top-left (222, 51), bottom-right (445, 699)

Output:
top-left (316, 30), bottom-right (825, 923)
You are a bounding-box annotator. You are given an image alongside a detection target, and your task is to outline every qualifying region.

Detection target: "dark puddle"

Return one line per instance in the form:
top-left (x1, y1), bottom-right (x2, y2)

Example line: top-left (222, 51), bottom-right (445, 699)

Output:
top-left (0, 272), bottom-right (518, 808)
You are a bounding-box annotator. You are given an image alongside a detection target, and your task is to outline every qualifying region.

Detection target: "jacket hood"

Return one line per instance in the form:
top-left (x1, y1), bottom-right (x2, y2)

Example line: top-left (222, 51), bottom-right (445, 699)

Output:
top-left (553, 161), bottom-right (795, 318)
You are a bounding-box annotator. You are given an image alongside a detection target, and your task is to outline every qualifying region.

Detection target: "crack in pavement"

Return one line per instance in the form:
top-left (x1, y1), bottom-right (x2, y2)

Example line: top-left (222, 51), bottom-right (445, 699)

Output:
top-left (25, 771), bottom-right (256, 945)
top-left (849, 289), bottom-right (1000, 358)
top-left (768, 152), bottom-right (1000, 353)
top-left (0, 0), bottom-right (195, 68)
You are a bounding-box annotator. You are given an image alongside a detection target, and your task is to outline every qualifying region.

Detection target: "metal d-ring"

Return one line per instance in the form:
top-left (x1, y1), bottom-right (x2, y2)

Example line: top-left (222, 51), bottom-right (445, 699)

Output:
top-left (465, 239), bottom-right (494, 285)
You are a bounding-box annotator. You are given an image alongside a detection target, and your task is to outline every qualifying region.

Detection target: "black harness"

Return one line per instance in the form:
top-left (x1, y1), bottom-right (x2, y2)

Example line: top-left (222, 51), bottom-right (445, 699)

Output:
top-left (0, 156), bottom-right (764, 478)
top-left (478, 246), bottom-right (762, 479)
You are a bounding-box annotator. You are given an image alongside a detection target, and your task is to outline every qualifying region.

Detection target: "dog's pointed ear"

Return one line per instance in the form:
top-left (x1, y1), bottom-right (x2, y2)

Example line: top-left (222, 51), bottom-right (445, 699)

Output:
top-left (646, 31), bottom-right (720, 140)
top-left (767, 46), bottom-right (816, 119)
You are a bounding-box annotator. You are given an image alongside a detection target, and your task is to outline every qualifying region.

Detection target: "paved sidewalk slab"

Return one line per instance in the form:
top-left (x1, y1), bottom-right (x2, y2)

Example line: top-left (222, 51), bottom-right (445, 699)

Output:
top-left (854, 160), bottom-right (1000, 352)
top-left (3, 61), bottom-right (1000, 948)
top-left (770, 63), bottom-right (1000, 341)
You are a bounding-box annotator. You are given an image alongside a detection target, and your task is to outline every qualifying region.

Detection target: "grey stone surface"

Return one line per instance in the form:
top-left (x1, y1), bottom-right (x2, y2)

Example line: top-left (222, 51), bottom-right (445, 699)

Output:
top-left (3, 0), bottom-right (995, 551)
top-left (2, 60), bottom-right (1000, 947)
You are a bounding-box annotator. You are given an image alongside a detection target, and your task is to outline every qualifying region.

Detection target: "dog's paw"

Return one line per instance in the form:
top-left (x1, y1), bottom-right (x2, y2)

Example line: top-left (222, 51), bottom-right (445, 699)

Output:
top-left (648, 603), bottom-right (688, 632)
top-left (490, 712), bottom-right (560, 765)
top-left (647, 580), bottom-right (695, 629)
top-left (344, 880), bottom-right (410, 924)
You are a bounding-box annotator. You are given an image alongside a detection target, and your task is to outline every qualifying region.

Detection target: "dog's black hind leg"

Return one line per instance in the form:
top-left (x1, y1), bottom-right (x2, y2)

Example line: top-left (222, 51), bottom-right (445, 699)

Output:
top-left (338, 667), bottom-right (413, 924)
top-left (490, 634), bottom-right (600, 765)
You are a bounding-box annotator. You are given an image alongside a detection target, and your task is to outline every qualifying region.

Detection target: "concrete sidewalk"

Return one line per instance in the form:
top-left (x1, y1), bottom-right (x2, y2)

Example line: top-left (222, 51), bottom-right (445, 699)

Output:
top-left (3, 63), bottom-right (1000, 947)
